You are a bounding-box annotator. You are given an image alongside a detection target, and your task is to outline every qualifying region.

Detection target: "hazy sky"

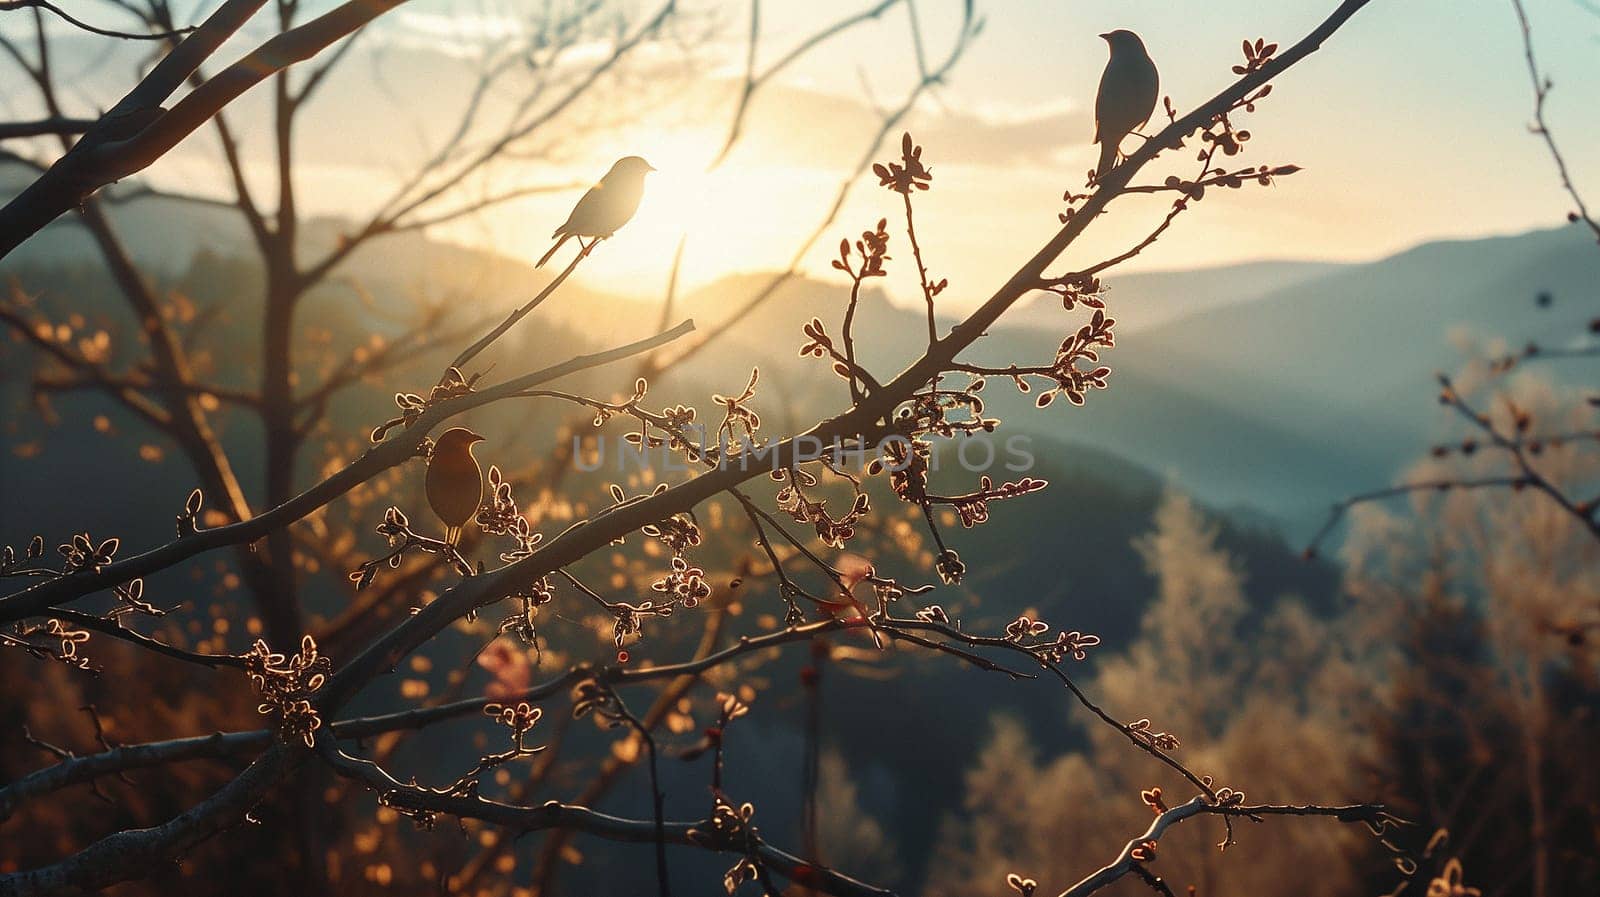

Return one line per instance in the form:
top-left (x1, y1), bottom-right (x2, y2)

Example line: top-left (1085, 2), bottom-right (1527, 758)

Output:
top-left (5, 0), bottom-right (1599, 309)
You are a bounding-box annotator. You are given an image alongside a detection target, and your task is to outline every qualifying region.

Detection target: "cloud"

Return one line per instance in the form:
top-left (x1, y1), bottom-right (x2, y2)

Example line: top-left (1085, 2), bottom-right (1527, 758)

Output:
top-left (393, 11), bottom-right (526, 43)
top-left (707, 81), bottom-right (1092, 172)
top-left (917, 95), bottom-right (1090, 168)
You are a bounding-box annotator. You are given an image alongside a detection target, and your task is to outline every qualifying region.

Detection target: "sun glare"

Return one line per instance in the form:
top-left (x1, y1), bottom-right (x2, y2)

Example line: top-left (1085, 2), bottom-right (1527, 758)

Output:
top-left (567, 128), bottom-right (840, 294)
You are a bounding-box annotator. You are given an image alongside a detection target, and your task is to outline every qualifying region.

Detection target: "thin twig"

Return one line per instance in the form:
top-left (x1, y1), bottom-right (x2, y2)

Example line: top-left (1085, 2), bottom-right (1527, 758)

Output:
top-left (0, 0), bottom-right (193, 40)
top-left (1509, 0), bottom-right (1600, 242)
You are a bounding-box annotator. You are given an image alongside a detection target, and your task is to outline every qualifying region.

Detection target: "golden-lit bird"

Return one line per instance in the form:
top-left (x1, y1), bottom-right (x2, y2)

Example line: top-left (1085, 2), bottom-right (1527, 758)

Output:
top-left (536, 155), bottom-right (656, 268)
top-left (426, 427), bottom-right (485, 547)
top-left (1093, 29), bottom-right (1160, 179)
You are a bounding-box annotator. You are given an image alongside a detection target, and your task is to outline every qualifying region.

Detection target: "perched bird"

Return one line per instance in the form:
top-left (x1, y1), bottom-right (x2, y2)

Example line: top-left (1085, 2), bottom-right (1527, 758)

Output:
top-left (1093, 29), bottom-right (1160, 179)
top-left (536, 155), bottom-right (656, 268)
top-left (426, 427), bottom-right (485, 547)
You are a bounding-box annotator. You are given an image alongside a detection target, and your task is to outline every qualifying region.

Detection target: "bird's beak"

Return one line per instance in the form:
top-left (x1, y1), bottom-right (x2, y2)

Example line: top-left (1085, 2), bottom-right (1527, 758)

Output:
top-left (644, 162), bottom-right (657, 172)
top-left (1098, 32), bottom-right (1111, 40)
top-left (467, 431), bottom-right (486, 444)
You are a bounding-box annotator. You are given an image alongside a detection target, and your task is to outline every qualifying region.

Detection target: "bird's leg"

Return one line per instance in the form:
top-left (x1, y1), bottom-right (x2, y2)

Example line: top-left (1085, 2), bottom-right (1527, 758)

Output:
top-left (1111, 133), bottom-right (1158, 168)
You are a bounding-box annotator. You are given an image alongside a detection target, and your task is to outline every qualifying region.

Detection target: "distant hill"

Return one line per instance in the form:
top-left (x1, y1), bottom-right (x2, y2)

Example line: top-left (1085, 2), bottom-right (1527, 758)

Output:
top-left (928, 224), bottom-right (1597, 536)
top-left (1009, 258), bottom-right (1345, 334)
top-left (1133, 224), bottom-right (1600, 431)
top-left (1100, 223), bottom-right (1600, 529)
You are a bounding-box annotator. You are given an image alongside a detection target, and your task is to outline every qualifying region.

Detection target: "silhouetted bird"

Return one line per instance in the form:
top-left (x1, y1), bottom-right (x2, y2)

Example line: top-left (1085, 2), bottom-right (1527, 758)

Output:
top-left (536, 156), bottom-right (656, 268)
top-left (1093, 30), bottom-right (1160, 179)
top-left (426, 427), bottom-right (485, 547)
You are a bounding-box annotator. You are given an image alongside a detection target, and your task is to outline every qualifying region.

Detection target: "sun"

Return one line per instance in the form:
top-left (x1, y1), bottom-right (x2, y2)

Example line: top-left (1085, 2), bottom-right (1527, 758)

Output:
top-left (573, 127), bottom-right (842, 295)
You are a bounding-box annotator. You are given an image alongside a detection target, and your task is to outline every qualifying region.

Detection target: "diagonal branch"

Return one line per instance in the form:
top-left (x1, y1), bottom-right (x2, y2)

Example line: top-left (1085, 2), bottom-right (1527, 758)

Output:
top-left (316, 0), bottom-right (1378, 718)
top-left (0, 0), bottom-right (411, 258)
top-left (443, 242), bottom-right (595, 377)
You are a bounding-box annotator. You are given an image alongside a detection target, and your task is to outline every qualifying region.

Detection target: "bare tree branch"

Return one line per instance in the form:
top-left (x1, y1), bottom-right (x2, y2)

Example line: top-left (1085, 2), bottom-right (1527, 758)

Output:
top-left (318, 739), bottom-right (897, 897)
top-left (1510, 0), bottom-right (1600, 242)
top-left (0, 746), bottom-right (298, 897)
top-left (0, 115), bottom-right (95, 139)
top-left (0, 0), bottom-right (407, 257)
top-left (1055, 797), bottom-right (1396, 897)
top-left (0, 0), bottom-right (192, 41)
top-left (710, 0), bottom-right (904, 167)
top-left (0, 731), bottom-right (271, 824)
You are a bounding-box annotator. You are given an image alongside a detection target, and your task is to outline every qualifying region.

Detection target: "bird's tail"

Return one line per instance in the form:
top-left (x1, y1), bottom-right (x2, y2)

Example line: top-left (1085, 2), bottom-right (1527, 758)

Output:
top-left (1095, 139), bottom-right (1119, 181)
top-left (536, 234), bottom-right (572, 269)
